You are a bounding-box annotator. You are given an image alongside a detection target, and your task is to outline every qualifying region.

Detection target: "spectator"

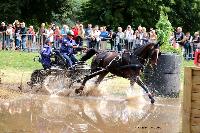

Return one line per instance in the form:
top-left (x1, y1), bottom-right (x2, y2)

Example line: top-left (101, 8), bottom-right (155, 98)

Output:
top-left (39, 23), bottom-right (46, 45)
top-left (142, 32), bottom-right (149, 45)
top-left (169, 32), bottom-right (174, 45)
top-left (91, 25), bottom-right (101, 50)
top-left (20, 22), bottom-right (27, 50)
top-left (142, 27), bottom-right (147, 33)
top-left (116, 27), bottom-right (124, 52)
top-left (61, 25), bottom-right (69, 38)
top-left (13, 20), bottom-right (19, 28)
top-left (192, 31), bottom-right (200, 54)
top-left (133, 30), bottom-right (143, 48)
top-left (51, 23), bottom-right (56, 31)
top-left (110, 30), bottom-right (116, 50)
top-left (174, 27), bottom-right (185, 46)
top-left (77, 24), bottom-right (85, 47)
top-left (124, 25), bottom-right (134, 50)
top-left (149, 29), bottom-right (157, 43)
top-left (85, 24), bottom-right (93, 48)
top-left (54, 26), bottom-right (61, 48)
top-left (72, 24), bottom-right (79, 40)
top-left (183, 32), bottom-right (193, 60)
top-left (27, 25), bottom-right (35, 51)
top-left (5, 24), bottom-right (13, 50)
top-left (174, 27), bottom-right (185, 55)
top-left (14, 22), bottom-right (21, 50)
top-left (0, 22), bottom-right (7, 49)
top-left (138, 26), bottom-right (143, 39)
top-left (100, 26), bottom-right (109, 50)
top-left (46, 25), bottom-right (54, 44)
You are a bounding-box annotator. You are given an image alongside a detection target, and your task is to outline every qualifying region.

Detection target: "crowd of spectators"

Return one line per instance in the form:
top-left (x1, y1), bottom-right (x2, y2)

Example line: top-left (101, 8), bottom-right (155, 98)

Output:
top-left (0, 20), bottom-right (199, 60)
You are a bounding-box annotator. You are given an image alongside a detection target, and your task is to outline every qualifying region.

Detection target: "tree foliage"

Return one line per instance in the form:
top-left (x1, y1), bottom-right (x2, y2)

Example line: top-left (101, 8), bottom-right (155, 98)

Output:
top-left (81, 0), bottom-right (200, 32)
top-left (156, 7), bottom-right (181, 54)
top-left (0, 0), bottom-right (200, 32)
top-left (0, 0), bottom-right (79, 26)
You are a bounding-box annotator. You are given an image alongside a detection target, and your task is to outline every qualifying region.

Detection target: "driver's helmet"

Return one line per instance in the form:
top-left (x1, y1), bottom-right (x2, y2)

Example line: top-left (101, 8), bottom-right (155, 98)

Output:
top-left (67, 30), bottom-right (74, 36)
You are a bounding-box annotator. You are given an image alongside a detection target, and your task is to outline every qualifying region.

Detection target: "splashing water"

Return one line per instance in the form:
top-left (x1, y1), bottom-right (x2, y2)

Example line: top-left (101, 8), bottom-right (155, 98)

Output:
top-left (43, 74), bottom-right (76, 96)
top-left (126, 85), bottom-right (145, 97)
top-left (125, 85), bottom-right (147, 104)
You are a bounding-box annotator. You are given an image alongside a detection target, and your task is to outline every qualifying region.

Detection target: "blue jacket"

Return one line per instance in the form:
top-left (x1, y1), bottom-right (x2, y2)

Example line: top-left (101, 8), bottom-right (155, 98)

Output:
top-left (40, 44), bottom-right (51, 68)
top-left (100, 31), bottom-right (109, 39)
top-left (60, 37), bottom-right (76, 54)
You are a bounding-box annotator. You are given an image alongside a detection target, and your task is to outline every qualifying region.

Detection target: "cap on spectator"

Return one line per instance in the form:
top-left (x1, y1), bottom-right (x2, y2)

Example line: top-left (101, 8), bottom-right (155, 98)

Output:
top-left (67, 30), bottom-right (74, 36)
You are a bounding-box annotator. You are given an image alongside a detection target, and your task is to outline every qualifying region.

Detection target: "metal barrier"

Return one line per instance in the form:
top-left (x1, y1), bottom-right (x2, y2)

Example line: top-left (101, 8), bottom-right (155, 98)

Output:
top-left (0, 31), bottom-right (152, 52)
top-left (0, 31), bottom-right (155, 53)
top-left (0, 33), bottom-right (55, 52)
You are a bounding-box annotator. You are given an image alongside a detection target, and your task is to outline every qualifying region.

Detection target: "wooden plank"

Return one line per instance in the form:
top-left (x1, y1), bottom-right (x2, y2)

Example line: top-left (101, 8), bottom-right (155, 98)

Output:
top-left (192, 85), bottom-right (200, 92)
top-left (192, 76), bottom-right (200, 85)
top-left (192, 92), bottom-right (200, 101)
top-left (182, 67), bottom-right (192, 133)
top-left (192, 101), bottom-right (200, 109)
top-left (193, 70), bottom-right (200, 76)
top-left (190, 67), bottom-right (200, 71)
top-left (191, 109), bottom-right (200, 116)
top-left (191, 117), bottom-right (200, 125)
top-left (191, 125), bottom-right (200, 133)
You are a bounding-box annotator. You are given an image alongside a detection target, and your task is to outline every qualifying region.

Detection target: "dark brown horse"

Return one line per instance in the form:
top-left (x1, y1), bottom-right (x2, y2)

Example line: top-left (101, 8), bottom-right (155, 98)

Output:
top-left (76, 42), bottom-right (162, 103)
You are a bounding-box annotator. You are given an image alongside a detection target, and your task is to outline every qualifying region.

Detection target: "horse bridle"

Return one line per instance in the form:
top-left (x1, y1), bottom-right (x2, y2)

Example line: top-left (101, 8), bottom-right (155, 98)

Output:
top-left (132, 47), bottom-right (158, 66)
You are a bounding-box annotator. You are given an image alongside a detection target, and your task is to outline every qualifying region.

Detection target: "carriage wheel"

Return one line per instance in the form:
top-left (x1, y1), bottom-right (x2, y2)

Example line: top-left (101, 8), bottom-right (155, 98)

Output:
top-left (28, 69), bottom-right (49, 87)
top-left (42, 70), bottom-right (74, 95)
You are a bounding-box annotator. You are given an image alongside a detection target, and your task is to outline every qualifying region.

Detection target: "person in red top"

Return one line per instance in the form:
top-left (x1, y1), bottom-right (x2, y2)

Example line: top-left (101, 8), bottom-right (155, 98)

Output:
top-left (72, 24), bottom-right (79, 40)
top-left (198, 54), bottom-right (200, 64)
top-left (54, 26), bottom-right (61, 48)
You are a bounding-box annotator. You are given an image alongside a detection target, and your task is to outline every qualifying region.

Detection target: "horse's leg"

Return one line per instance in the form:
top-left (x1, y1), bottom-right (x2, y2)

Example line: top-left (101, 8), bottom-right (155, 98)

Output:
top-left (130, 78), bottom-right (136, 87)
top-left (135, 76), bottom-right (155, 104)
top-left (75, 69), bottom-right (108, 94)
top-left (95, 72), bottom-right (108, 85)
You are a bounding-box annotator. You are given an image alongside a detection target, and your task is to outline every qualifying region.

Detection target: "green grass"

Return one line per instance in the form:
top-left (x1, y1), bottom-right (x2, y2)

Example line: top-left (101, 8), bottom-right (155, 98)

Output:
top-left (0, 51), bottom-right (42, 71)
top-left (0, 50), bottom-right (195, 77)
top-left (180, 58), bottom-right (195, 81)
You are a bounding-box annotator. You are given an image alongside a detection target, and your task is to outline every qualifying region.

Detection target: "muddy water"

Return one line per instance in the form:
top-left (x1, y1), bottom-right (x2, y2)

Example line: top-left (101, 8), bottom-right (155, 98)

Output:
top-left (0, 94), bottom-right (181, 133)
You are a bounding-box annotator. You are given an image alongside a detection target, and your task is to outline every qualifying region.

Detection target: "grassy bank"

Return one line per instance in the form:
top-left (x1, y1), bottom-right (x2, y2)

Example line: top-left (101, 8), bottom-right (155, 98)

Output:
top-left (0, 51), bottom-right (42, 71)
top-left (0, 51), bottom-right (42, 83)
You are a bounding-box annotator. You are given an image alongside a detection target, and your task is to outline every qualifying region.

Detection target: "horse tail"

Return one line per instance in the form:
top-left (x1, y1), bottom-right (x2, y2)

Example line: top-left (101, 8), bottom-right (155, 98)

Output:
top-left (80, 48), bottom-right (98, 62)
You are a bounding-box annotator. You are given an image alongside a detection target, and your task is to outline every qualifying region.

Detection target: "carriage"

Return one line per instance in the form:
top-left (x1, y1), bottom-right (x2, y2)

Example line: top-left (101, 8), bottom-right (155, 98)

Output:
top-left (27, 49), bottom-right (91, 93)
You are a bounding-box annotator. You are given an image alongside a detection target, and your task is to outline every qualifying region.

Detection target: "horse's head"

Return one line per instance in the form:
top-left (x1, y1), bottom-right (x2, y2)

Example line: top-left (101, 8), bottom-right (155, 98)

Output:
top-left (148, 41), bottom-right (162, 67)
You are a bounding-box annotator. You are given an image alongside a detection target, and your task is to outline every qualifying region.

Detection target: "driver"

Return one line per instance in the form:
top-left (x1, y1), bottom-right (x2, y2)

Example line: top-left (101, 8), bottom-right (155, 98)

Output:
top-left (60, 30), bottom-right (78, 69)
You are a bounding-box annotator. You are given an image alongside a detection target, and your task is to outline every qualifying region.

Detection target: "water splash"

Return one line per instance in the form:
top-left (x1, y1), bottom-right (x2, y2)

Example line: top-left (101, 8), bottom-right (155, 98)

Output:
top-left (125, 85), bottom-right (146, 104)
top-left (126, 85), bottom-right (145, 97)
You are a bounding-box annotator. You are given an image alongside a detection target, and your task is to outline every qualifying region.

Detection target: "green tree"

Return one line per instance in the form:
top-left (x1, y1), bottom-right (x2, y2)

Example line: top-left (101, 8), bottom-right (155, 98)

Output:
top-left (156, 7), bottom-right (181, 54)
top-left (81, 0), bottom-right (200, 32)
top-left (168, 0), bottom-right (200, 32)
top-left (0, 0), bottom-right (74, 26)
top-left (52, 0), bottom-right (87, 27)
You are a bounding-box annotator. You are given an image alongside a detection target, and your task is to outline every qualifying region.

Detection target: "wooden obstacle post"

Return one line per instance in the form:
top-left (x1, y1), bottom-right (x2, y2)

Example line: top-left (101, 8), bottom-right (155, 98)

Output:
top-left (183, 67), bottom-right (200, 133)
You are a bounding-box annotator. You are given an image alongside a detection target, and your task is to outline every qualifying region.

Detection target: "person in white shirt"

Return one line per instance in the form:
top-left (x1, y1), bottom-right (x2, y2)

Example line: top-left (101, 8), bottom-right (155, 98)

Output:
top-left (116, 27), bottom-right (124, 51)
top-left (5, 24), bottom-right (13, 49)
top-left (124, 25), bottom-right (134, 50)
top-left (91, 25), bottom-right (101, 50)
top-left (46, 26), bottom-right (54, 44)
